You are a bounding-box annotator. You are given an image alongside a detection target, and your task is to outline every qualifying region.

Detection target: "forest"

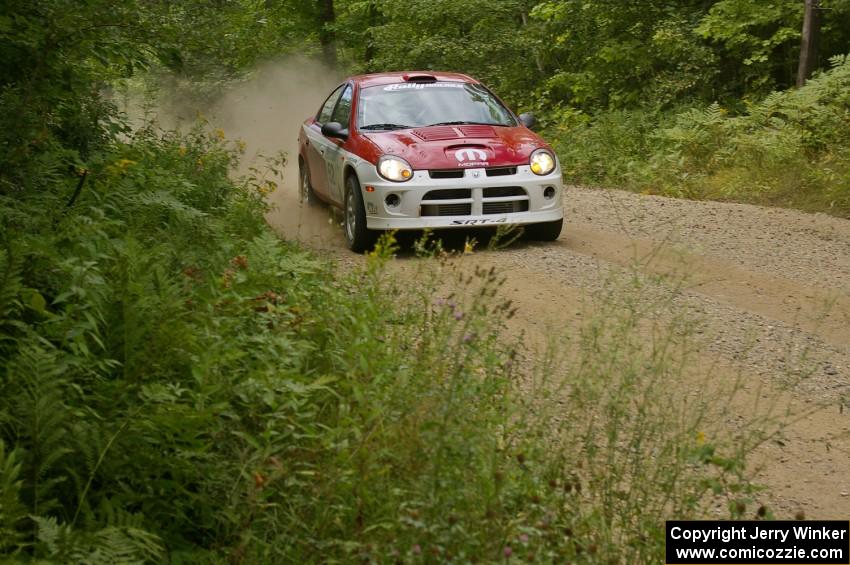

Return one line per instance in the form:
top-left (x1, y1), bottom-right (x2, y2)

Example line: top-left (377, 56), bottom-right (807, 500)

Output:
top-left (1, 0), bottom-right (849, 562)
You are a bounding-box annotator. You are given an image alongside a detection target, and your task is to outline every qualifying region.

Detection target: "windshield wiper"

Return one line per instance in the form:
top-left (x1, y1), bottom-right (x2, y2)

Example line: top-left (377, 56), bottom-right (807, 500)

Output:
top-left (425, 121), bottom-right (506, 127)
top-left (359, 123), bottom-right (410, 131)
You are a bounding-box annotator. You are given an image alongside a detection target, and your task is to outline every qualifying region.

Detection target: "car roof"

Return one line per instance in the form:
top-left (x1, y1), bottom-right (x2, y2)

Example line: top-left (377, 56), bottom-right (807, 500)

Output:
top-left (349, 71), bottom-right (477, 88)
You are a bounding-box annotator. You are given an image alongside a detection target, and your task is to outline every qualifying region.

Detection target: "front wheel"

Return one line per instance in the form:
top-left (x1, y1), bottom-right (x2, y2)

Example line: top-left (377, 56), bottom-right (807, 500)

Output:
top-left (299, 161), bottom-right (317, 205)
top-left (344, 175), bottom-right (376, 252)
top-left (525, 218), bottom-right (563, 241)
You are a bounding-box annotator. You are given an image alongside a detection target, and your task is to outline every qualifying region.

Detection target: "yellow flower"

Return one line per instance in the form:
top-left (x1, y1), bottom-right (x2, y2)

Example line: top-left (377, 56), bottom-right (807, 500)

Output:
top-left (236, 139), bottom-right (247, 152)
top-left (214, 128), bottom-right (225, 140)
top-left (115, 158), bottom-right (137, 171)
top-left (695, 431), bottom-right (706, 446)
top-left (463, 240), bottom-right (475, 254)
top-left (178, 145), bottom-right (187, 156)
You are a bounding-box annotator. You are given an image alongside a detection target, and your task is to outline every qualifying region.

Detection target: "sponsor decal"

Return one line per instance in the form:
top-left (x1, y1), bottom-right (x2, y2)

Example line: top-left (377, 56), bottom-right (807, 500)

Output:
top-left (367, 202), bottom-right (377, 214)
top-left (451, 218), bottom-right (508, 225)
top-left (383, 82), bottom-right (465, 91)
top-left (455, 148), bottom-right (488, 167)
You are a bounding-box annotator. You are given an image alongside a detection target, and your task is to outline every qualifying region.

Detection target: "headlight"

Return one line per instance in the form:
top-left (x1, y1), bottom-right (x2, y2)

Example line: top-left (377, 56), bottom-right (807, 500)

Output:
top-left (377, 155), bottom-right (413, 182)
top-left (529, 148), bottom-right (556, 176)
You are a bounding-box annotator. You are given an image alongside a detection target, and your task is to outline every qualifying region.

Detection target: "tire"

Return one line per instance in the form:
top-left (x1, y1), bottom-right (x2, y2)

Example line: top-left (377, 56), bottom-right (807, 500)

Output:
top-left (526, 218), bottom-right (563, 242)
top-left (298, 161), bottom-right (317, 205)
top-left (343, 174), bottom-right (376, 252)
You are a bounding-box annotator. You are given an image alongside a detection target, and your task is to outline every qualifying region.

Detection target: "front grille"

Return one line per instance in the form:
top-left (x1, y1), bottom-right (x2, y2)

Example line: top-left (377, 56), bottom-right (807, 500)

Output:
top-left (421, 203), bottom-right (472, 216)
top-left (484, 201), bottom-right (529, 214)
top-left (485, 166), bottom-right (517, 177)
top-left (429, 169), bottom-right (465, 179)
top-left (428, 167), bottom-right (518, 179)
top-left (422, 188), bottom-right (471, 200)
top-left (483, 186), bottom-right (525, 197)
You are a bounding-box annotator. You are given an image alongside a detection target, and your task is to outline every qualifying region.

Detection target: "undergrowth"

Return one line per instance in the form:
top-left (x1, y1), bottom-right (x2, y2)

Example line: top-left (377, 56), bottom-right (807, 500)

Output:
top-left (551, 54), bottom-right (850, 217)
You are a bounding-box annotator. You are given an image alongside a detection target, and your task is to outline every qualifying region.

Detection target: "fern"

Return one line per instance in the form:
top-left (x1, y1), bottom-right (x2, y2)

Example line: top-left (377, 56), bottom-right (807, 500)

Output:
top-left (0, 441), bottom-right (27, 555)
top-left (32, 516), bottom-right (163, 564)
top-left (0, 247), bottom-right (24, 348)
top-left (4, 345), bottom-right (72, 520)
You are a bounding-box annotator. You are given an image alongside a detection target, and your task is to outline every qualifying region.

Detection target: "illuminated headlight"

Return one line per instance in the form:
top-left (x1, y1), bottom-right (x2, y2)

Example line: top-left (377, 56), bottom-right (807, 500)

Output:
top-left (529, 148), bottom-right (556, 176)
top-left (377, 155), bottom-right (413, 182)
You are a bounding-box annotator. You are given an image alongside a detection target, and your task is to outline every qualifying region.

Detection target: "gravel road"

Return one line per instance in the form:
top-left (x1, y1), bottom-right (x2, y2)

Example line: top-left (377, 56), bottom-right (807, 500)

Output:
top-left (267, 184), bottom-right (850, 519)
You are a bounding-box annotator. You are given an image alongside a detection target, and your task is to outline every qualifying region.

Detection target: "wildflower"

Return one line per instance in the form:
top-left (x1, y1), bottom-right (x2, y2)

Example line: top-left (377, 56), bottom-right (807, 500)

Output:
top-left (695, 431), bottom-right (706, 445)
top-left (412, 544), bottom-right (421, 555)
top-left (214, 128), bottom-right (225, 140)
top-left (236, 139), bottom-right (247, 152)
top-left (178, 145), bottom-right (187, 156)
top-left (463, 240), bottom-right (475, 254)
top-left (462, 333), bottom-right (473, 343)
top-left (519, 534), bottom-right (529, 544)
top-left (115, 158), bottom-right (136, 171)
top-left (257, 180), bottom-right (277, 195)
top-left (503, 546), bottom-right (513, 558)
top-left (222, 268), bottom-right (235, 288)
top-left (454, 310), bottom-right (464, 321)
top-left (231, 255), bottom-right (249, 270)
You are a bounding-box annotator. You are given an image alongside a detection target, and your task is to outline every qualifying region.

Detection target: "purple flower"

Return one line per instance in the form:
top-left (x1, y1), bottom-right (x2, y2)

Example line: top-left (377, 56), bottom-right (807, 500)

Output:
top-left (412, 544), bottom-right (421, 555)
top-left (433, 297), bottom-right (446, 307)
top-left (462, 333), bottom-right (473, 343)
top-left (503, 546), bottom-right (513, 558)
top-left (454, 310), bottom-right (464, 321)
top-left (519, 534), bottom-right (529, 544)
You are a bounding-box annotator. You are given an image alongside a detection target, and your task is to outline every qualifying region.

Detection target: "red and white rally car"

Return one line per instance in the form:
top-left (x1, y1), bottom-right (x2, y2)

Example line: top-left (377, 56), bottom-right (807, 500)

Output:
top-left (297, 71), bottom-right (564, 252)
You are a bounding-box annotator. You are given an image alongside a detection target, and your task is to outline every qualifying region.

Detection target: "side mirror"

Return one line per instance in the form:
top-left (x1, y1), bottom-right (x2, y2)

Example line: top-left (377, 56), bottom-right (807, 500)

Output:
top-left (321, 121), bottom-right (348, 140)
top-left (518, 112), bottom-right (536, 129)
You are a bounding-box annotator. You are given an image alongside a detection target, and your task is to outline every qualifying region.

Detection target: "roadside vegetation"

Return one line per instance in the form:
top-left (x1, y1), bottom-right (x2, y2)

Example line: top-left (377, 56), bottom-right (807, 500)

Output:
top-left (0, 0), bottom-right (832, 562)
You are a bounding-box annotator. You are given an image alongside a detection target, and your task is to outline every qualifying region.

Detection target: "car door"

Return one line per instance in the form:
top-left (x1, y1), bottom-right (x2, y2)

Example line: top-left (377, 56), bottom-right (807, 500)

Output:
top-left (305, 85), bottom-right (344, 200)
top-left (322, 84), bottom-right (354, 204)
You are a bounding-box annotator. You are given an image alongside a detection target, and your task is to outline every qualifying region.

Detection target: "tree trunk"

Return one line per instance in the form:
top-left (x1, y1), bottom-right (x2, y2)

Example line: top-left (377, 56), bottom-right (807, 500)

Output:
top-left (364, 1), bottom-right (377, 65)
top-left (796, 0), bottom-right (821, 87)
top-left (318, 0), bottom-right (336, 68)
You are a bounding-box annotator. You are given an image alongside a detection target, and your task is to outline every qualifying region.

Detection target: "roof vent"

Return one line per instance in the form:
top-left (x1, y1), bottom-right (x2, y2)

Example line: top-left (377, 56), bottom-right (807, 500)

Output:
top-left (403, 73), bottom-right (437, 83)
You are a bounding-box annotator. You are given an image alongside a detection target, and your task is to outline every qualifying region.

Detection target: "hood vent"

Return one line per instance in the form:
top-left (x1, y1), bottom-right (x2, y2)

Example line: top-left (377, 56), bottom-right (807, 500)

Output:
top-left (411, 125), bottom-right (498, 141)
top-left (458, 125), bottom-right (497, 138)
top-left (411, 126), bottom-right (461, 141)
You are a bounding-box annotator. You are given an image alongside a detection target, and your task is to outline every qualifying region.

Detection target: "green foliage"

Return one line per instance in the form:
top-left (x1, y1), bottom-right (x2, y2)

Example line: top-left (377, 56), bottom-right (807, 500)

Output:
top-left (695, 0), bottom-right (802, 92)
top-left (553, 55), bottom-right (850, 216)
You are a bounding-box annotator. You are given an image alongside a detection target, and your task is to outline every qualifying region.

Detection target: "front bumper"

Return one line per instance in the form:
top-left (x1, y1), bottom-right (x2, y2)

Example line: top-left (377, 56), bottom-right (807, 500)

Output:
top-left (354, 163), bottom-right (564, 231)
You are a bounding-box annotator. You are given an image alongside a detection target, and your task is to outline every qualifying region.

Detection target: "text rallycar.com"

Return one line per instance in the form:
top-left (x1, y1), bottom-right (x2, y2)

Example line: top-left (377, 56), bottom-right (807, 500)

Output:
top-left (665, 521), bottom-right (850, 564)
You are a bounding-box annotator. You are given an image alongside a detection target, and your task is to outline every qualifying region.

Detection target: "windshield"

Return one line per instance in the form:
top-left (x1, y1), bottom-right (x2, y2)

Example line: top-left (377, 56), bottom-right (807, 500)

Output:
top-left (357, 82), bottom-right (516, 130)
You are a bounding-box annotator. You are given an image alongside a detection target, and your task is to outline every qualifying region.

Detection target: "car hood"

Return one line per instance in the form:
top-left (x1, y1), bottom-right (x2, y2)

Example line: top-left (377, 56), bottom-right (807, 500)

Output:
top-left (361, 124), bottom-right (547, 170)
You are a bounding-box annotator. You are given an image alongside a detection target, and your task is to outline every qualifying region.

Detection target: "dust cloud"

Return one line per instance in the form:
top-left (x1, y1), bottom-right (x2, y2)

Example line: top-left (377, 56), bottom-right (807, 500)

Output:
top-left (126, 58), bottom-right (347, 249)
